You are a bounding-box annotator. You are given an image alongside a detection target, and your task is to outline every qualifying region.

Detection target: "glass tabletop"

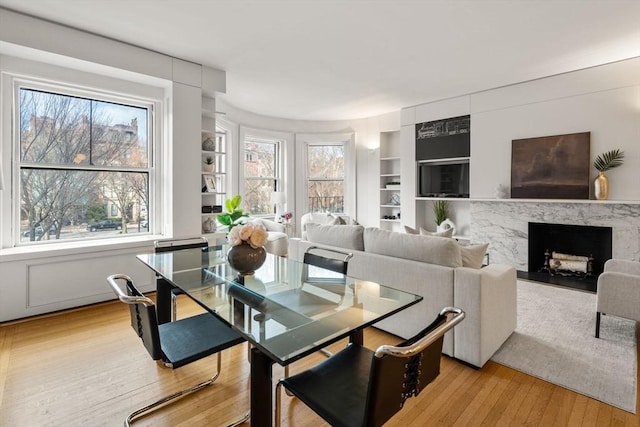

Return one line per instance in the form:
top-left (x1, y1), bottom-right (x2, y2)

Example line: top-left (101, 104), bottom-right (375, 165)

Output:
top-left (137, 245), bottom-right (422, 365)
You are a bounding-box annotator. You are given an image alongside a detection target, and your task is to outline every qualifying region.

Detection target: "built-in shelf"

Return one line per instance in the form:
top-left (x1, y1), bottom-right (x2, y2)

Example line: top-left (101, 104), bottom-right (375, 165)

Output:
top-left (380, 131), bottom-right (402, 232)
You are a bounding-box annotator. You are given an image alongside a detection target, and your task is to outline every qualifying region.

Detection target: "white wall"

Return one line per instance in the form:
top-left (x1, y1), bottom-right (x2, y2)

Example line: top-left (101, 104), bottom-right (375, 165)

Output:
top-left (402, 57), bottom-right (640, 232)
top-left (216, 100), bottom-right (400, 228)
top-left (0, 9), bottom-right (224, 321)
top-left (471, 58), bottom-right (640, 200)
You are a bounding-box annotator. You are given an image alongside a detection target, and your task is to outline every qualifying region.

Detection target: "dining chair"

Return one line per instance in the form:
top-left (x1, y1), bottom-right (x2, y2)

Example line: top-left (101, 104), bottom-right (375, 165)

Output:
top-left (275, 306), bottom-right (465, 427)
top-left (107, 274), bottom-right (247, 426)
top-left (154, 236), bottom-right (209, 321)
top-left (276, 246), bottom-right (354, 393)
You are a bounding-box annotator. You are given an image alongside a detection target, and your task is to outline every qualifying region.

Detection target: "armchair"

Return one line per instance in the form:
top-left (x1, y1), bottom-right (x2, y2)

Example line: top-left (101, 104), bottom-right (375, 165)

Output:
top-left (251, 218), bottom-right (289, 256)
top-left (596, 259), bottom-right (640, 338)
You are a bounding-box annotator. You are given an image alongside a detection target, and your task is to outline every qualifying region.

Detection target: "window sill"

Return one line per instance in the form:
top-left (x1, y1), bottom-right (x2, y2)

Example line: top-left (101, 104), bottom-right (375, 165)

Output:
top-left (0, 235), bottom-right (162, 263)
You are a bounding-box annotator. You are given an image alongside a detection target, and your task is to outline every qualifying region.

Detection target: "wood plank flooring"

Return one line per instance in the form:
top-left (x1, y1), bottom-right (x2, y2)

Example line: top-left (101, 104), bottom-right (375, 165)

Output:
top-left (0, 297), bottom-right (638, 426)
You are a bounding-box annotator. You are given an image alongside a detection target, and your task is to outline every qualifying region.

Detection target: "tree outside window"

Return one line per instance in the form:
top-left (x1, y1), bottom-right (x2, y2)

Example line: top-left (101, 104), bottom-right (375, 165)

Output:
top-left (18, 87), bottom-right (151, 242)
top-left (307, 144), bottom-right (344, 213)
top-left (244, 137), bottom-right (279, 215)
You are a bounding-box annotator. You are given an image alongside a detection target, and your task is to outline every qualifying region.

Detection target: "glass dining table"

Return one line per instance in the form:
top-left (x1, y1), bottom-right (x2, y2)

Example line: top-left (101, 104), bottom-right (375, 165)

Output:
top-left (137, 245), bottom-right (422, 427)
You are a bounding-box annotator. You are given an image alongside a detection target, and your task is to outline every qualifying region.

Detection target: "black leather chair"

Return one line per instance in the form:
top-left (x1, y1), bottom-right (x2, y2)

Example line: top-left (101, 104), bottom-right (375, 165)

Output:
top-left (154, 236), bottom-right (209, 321)
top-left (107, 274), bottom-right (246, 426)
top-left (302, 245), bottom-right (353, 276)
top-left (275, 307), bottom-right (465, 427)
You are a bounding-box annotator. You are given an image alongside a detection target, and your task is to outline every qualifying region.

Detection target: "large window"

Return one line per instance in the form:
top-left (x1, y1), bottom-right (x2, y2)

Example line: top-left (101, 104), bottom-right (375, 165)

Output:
top-left (243, 136), bottom-right (280, 215)
top-left (307, 144), bottom-right (344, 213)
top-left (16, 86), bottom-right (152, 243)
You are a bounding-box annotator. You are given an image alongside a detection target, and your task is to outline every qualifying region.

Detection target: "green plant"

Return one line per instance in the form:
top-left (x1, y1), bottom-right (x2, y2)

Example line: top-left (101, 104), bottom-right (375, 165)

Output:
top-left (216, 195), bottom-right (248, 230)
top-left (433, 200), bottom-right (449, 226)
top-left (593, 149), bottom-right (624, 172)
top-left (204, 156), bottom-right (214, 165)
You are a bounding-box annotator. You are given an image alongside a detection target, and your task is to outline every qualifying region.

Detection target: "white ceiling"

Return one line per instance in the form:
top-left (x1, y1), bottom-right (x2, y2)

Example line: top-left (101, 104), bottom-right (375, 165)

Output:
top-left (1, 0), bottom-right (639, 121)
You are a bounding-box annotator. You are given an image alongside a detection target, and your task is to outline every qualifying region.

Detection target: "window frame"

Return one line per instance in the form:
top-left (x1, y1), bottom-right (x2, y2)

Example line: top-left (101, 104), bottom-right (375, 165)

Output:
top-left (295, 132), bottom-right (355, 218)
top-left (238, 126), bottom-right (291, 218)
top-left (1, 57), bottom-right (166, 250)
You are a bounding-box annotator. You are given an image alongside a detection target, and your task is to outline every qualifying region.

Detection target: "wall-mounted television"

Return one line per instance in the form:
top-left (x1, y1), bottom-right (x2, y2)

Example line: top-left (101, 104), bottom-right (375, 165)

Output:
top-left (418, 160), bottom-right (469, 198)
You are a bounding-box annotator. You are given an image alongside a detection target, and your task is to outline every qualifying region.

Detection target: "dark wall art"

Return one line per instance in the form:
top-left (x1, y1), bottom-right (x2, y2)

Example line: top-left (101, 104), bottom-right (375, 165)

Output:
top-left (511, 132), bottom-right (590, 199)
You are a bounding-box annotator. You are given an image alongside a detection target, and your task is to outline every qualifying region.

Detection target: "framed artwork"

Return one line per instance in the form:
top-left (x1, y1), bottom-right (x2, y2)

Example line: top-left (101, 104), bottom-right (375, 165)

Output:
top-left (204, 175), bottom-right (216, 192)
top-left (511, 132), bottom-right (590, 199)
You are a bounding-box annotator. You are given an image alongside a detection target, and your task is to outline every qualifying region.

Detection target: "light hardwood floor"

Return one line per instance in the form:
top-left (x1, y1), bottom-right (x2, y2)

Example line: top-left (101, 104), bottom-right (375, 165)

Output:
top-left (0, 296), bottom-right (638, 426)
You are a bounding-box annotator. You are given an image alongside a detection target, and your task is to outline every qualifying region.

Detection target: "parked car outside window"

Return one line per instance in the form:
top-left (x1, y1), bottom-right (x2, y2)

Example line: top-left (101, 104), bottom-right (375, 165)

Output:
top-left (87, 220), bottom-right (122, 232)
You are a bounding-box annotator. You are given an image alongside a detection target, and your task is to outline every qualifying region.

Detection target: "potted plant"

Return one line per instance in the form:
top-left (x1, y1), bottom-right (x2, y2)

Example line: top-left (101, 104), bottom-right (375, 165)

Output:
top-left (385, 181), bottom-right (401, 189)
top-left (203, 156), bottom-right (215, 173)
top-left (433, 200), bottom-right (448, 226)
top-left (593, 149), bottom-right (624, 200)
top-left (216, 195), bottom-right (248, 231)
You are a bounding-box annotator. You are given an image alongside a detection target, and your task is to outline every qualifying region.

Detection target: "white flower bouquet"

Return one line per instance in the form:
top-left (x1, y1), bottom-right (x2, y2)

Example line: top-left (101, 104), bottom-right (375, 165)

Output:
top-left (227, 222), bottom-right (268, 248)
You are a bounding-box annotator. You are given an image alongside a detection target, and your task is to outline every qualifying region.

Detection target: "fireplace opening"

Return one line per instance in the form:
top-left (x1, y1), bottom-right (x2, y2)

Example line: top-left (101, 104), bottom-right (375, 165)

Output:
top-left (521, 222), bottom-right (612, 292)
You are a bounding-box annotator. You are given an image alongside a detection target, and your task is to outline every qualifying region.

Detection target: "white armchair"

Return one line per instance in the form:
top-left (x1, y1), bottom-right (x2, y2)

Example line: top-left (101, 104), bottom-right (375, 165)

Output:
top-left (596, 259), bottom-right (640, 338)
top-left (251, 218), bottom-right (289, 256)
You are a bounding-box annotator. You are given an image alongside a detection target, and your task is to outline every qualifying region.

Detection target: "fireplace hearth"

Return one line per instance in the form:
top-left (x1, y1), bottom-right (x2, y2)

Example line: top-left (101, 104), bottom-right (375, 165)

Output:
top-left (522, 222), bottom-right (613, 292)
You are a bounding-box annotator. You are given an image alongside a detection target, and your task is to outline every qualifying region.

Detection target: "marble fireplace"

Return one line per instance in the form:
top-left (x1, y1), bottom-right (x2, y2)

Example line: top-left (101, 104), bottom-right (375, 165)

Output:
top-left (469, 200), bottom-right (640, 291)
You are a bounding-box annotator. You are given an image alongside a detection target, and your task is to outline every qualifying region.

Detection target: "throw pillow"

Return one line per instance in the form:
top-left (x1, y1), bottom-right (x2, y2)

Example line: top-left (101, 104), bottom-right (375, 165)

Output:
top-left (404, 225), bottom-right (419, 235)
top-left (460, 243), bottom-right (489, 269)
top-left (363, 228), bottom-right (463, 268)
top-left (419, 227), bottom-right (454, 238)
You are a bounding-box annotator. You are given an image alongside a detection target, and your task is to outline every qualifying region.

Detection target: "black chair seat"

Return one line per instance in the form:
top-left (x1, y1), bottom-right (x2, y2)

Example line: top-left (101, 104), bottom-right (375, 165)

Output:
top-left (107, 274), bottom-right (247, 426)
top-left (276, 307), bottom-right (466, 427)
top-left (159, 313), bottom-right (245, 368)
top-left (281, 344), bottom-right (373, 427)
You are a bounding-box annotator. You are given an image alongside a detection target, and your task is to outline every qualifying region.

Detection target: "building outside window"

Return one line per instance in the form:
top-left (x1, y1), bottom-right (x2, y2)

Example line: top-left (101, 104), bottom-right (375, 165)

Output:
top-left (15, 85), bottom-right (152, 243)
top-left (243, 135), bottom-right (281, 216)
top-left (306, 143), bottom-right (344, 213)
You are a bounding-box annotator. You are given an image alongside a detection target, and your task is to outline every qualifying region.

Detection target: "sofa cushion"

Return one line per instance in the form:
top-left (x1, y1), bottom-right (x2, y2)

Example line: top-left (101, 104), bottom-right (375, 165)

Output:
top-left (306, 223), bottom-right (365, 251)
top-left (363, 228), bottom-right (462, 268)
top-left (460, 243), bottom-right (489, 269)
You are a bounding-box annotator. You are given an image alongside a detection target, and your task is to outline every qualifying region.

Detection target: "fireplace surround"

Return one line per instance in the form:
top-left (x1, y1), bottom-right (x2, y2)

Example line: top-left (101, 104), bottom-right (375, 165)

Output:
top-left (469, 200), bottom-right (640, 292)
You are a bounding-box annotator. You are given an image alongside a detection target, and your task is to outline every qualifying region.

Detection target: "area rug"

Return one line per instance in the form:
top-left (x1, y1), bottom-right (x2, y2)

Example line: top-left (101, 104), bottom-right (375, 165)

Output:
top-left (491, 279), bottom-right (637, 413)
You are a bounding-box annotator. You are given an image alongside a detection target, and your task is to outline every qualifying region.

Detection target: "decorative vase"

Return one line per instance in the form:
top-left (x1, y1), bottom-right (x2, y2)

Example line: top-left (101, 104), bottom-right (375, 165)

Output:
top-left (437, 218), bottom-right (456, 235)
top-left (594, 172), bottom-right (609, 200)
top-left (202, 137), bottom-right (215, 151)
top-left (227, 243), bottom-right (267, 275)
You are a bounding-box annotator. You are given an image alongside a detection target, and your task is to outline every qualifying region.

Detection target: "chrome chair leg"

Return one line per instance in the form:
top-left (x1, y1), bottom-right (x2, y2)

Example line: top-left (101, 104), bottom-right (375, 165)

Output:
top-left (319, 348), bottom-right (333, 358)
top-left (226, 411), bottom-right (250, 427)
top-left (171, 292), bottom-right (178, 322)
top-left (124, 352), bottom-right (222, 426)
top-left (283, 366), bottom-right (293, 396)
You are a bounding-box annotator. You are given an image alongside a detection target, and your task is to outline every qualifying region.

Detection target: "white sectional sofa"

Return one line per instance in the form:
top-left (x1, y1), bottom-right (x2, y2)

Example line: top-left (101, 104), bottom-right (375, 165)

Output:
top-left (288, 223), bottom-right (517, 368)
